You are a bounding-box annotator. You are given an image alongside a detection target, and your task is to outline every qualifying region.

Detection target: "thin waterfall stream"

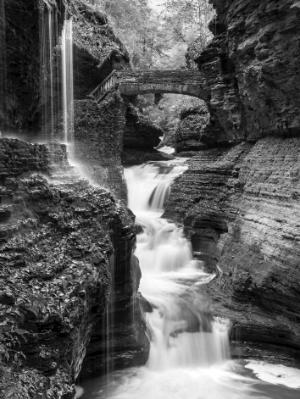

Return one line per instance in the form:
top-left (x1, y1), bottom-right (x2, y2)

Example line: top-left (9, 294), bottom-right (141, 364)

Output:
top-left (81, 158), bottom-right (300, 399)
top-left (61, 17), bottom-right (74, 146)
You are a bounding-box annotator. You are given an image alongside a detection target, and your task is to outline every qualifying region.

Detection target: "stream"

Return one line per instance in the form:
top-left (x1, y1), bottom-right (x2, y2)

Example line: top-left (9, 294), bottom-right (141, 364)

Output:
top-left (81, 158), bottom-right (300, 399)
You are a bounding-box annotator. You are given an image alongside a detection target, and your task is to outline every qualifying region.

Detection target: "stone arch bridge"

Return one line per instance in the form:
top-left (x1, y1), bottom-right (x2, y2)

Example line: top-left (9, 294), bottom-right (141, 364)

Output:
top-left (89, 69), bottom-right (209, 102)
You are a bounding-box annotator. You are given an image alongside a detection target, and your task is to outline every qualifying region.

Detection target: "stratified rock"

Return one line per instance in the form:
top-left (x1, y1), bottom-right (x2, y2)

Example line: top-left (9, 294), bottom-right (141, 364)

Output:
top-left (189, 0), bottom-right (300, 143)
top-left (165, 136), bottom-right (300, 355)
top-left (122, 149), bottom-right (172, 167)
top-left (124, 104), bottom-right (163, 151)
top-left (0, 138), bottom-right (149, 398)
top-left (0, 0), bottom-right (45, 131)
top-left (69, 0), bottom-right (130, 99)
top-left (0, 0), bottom-right (129, 134)
top-left (74, 93), bottom-right (127, 199)
top-left (164, 0), bottom-right (300, 358)
top-left (176, 105), bottom-right (210, 152)
top-left (121, 103), bottom-right (165, 165)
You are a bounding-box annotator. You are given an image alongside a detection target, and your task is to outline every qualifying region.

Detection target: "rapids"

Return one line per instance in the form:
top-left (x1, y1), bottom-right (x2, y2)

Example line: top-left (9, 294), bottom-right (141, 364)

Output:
top-left (82, 159), bottom-right (300, 399)
top-left (125, 161), bottom-right (230, 369)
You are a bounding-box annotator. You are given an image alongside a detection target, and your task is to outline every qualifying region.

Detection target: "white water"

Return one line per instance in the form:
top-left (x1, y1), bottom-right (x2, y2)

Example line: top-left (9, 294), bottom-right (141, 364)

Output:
top-left (245, 361), bottom-right (300, 389)
top-left (82, 159), bottom-right (300, 399)
top-left (48, 6), bottom-right (54, 139)
top-left (126, 161), bottom-right (230, 370)
top-left (40, 3), bottom-right (57, 141)
top-left (61, 18), bottom-right (74, 146)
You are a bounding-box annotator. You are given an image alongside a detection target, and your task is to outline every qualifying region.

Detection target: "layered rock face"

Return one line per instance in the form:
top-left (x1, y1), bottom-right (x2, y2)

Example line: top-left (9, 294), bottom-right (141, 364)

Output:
top-left (70, 0), bottom-right (130, 99)
top-left (175, 104), bottom-right (210, 152)
top-left (0, 2), bottom-right (151, 397)
top-left (74, 93), bottom-right (127, 199)
top-left (187, 0), bottom-right (300, 146)
top-left (122, 103), bottom-right (169, 165)
top-left (0, 138), bottom-right (149, 398)
top-left (124, 104), bottom-right (162, 151)
top-left (166, 136), bottom-right (300, 353)
top-left (74, 94), bottom-right (167, 191)
top-left (0, 0), bottom-right (129, 134)
top-left (0, 0), bottom-right (43, 131)
top-left (166, 0), bottom-right (300, 356)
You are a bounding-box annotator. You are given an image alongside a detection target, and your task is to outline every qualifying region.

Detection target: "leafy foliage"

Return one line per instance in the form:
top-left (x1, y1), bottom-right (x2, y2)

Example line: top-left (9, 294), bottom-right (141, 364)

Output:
top-left (94, 0), bottom-right (214, 69)
top-left (92, 0), bottom-right (214, 145)
top-left (161, 0), bottom-right (214, 45)
top-left (94, 0), bottom-right (161, 68)
top-left (138, 94), bottom-right (206, 146)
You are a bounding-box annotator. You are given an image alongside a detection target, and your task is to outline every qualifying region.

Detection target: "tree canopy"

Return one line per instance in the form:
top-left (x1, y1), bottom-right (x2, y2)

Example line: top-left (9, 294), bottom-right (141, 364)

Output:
top-left (94, 0), bottom-right (214, 69)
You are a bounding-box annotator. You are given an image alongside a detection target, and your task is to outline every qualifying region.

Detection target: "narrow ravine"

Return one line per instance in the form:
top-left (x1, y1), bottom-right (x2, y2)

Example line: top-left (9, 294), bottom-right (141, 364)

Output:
top-left (82, 158), bottom-right (300, 399)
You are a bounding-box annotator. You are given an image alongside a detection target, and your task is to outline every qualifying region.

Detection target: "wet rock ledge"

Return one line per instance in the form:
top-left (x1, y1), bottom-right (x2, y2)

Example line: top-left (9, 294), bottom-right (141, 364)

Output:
top-left (0, 138), bottom-right (149, 399)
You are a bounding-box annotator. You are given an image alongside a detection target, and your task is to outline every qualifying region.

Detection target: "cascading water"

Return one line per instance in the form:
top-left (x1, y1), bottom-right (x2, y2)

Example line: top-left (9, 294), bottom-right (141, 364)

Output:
top-left (40, 2), bottom-right (60, 142)
top-left (61, 18), bottom-right (74, 146)
top-left (82, 159), bottom-right (300, 399)
top-left (0, 0), bottom-right (6, 129)
top-left (126, 161), bottom-right (230, 370)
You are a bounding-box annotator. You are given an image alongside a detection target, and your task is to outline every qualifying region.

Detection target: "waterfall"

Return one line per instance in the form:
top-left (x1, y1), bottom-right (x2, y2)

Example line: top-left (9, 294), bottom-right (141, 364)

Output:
top-left (78, 160), bottom-right (253, 399)
top-left (39, 6), bottom-right (74, 145)
top-left (148, 182), bottom-right (170, 209)
top-left (104, 259), bottom-right (115, 390)
top-left (40, 3), bottom-right (59, 142)
top-left (81, 159), bottom-right (300, 398)
top-left (61, 18), bottom-right (74, 146)
top-left (125, 162), bottom-right (188, 212)
top-left (125, 161), bottom-right (230, 371)
top-left (0, 0), bottom-right (6, 129)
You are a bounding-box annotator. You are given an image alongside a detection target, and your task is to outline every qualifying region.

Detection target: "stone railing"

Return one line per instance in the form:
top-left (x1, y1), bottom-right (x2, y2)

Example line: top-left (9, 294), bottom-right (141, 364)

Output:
top-left (89, 70), bottom-right (119, 102)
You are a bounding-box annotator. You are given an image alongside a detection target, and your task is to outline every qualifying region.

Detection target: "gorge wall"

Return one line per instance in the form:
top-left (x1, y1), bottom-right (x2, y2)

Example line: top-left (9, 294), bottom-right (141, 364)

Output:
top-left (0, 138), bottom-right (149, 398)
top-left (1, 0), bottom-right (299, 397)
top-left (74, 93), bottom-right (127, 199)
top-left (69, 1), bottom-right (163, 189)
top-left (0, 0), bottom-right (43, 131)
top-left (182, 0), bottom-right (300, 148)
top-left (0, 1), bottom-right (151, 397)
top-left (0, 0), bottom-right (129, 133)
top-left (166, 0), bottom-right (300, 356)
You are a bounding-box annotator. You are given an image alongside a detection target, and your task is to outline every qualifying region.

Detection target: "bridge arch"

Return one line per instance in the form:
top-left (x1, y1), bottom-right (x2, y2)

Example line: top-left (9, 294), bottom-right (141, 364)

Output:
top-left (90, 70), bottom-right (209, 102)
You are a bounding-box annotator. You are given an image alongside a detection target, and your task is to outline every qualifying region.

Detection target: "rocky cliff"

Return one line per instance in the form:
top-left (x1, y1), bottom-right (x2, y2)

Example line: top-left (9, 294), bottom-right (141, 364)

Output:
top-left (0, 138), bottom-right (149, 398)
top-left (69, 0), bottom-right (130, 99)
top-left (74, 93), bottom-right (127, 199)
top-left (0, 2), bottom-right (153, 397)
top-left (166, 0), bottom-right (300, 357)
top-left (0, 0), bottom-right (129, 134)
top-left (185, 0), bottom-right (300, 146)
top-left (166, 137), bottom-right (300, 353)
top-left (175, 104), bottom-right (210, 152)
top-left (122, 103), bottom-right (169, 166)
top-left (0, 0), bottom-right (42, 131)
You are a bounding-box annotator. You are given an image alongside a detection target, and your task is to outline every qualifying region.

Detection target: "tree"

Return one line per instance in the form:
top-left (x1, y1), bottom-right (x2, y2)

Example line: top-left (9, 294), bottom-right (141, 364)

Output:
top-left (161, 0), bottom-right (214, 48)
top-left (93, 0), bottom-right (213, 70)
top-left (95, 0), bottom-right (164, 68)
